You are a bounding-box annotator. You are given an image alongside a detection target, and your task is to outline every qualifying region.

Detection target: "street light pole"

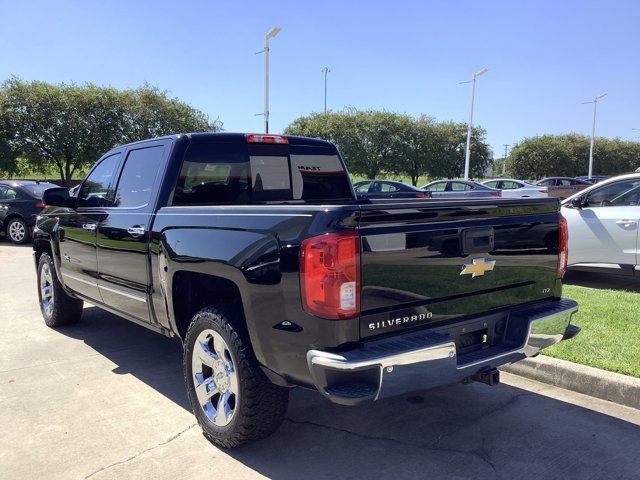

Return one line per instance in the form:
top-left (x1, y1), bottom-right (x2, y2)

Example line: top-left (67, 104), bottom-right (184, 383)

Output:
top-left (321, 66), bottom-right (331, 113)
top-left (258, 27), bottom-right (281, 133)
top-left (502, 144), bottom-right (510, 176)
top-left (583, 92), bottom-right (607, 178)
top-left (461, 68), bottom-right (488, 180)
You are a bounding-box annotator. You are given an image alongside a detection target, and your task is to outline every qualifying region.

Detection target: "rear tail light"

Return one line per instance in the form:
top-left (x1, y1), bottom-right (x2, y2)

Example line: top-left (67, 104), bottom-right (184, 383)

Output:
top-left (35, 202), bottom-right (46, 208)
top-left (557, 214), bottom-right (569, 277)
top-left (490, 191), bottom-right (501, 197)
top-left (538, 188), bottom-right (548, 193)
top-left (417, 193), bottom-right (428, 198)
top-left (300, 231), bottom-right (360, 319)
top-left (245, 134), bottom-right (289, 144)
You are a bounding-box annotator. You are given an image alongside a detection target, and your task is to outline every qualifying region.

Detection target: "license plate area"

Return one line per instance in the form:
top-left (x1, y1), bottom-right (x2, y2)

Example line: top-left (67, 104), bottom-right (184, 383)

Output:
top-left (458, 328), bottom-right (489, 354)
top-left (437, 314), bottom-right (509, 355)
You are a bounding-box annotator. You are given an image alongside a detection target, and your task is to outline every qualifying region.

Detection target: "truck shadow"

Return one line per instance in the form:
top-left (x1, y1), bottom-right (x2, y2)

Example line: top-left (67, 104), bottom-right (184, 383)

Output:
top-left (58, 306), bottom-right (640, 479)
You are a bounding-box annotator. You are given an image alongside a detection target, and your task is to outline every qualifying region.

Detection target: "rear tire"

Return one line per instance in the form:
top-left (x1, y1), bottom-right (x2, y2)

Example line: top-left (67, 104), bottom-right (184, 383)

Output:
top-left (37, 253), bottom-right (84, 327)
top-left (6, 217), bottom-right (30, 244)
top-left (183, 306), bottom-right (289, 448)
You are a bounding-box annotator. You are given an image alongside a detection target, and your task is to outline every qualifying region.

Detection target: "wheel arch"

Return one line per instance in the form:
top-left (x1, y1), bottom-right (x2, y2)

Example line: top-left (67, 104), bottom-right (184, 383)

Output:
top-left (170, 270), bottom-right (247, 340)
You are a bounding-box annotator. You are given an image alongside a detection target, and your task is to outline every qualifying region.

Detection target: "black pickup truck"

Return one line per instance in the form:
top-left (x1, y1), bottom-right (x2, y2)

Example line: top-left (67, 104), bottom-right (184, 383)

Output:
top-left (33, 132), bottom-right (579, 448)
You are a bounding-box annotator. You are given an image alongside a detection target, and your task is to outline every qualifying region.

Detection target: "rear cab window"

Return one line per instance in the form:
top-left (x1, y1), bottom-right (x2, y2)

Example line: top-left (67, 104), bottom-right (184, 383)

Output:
top-left (172, 140), bottom-right (353, 205)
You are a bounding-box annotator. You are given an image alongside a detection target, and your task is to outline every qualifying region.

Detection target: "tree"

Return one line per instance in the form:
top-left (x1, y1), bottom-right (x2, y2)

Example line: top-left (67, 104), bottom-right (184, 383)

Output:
top-left (394, 116), bottom-right (439, 185)
top-left (0, 78), bottom-right (221, 185)
top-left (286, 110), bottom-right (412, 179)
top-left (506, 134), bottom-right (640, 180)
top-left (430, 122), bottom-right (491, 179)
top-left (0, 96), bottom-right (19, 176)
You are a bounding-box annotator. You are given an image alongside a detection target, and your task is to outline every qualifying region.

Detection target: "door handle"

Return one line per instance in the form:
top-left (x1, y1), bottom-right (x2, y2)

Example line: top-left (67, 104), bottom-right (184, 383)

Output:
top-left (616, 220), bottom-right (637, 228)
top-left (82, 223), bottom-right (97, 231)
top-left (127, 225), bottom-right (145, 238)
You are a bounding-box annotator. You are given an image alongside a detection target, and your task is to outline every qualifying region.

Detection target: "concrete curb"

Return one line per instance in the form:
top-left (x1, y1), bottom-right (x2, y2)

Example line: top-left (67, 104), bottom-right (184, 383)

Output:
top-left (501, 355), bottom-right (640, 410)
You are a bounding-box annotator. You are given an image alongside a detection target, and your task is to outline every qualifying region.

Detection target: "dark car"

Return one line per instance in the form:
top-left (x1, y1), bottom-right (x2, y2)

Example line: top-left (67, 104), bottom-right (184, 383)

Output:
top-left (353, 180), bottom-right (429, 199)
top-left (0, 180), bottom-right (59, 244)
top-left (535, 177), bottom-right (590, 199)
top-left (421, 179), bottom-right (501, 198)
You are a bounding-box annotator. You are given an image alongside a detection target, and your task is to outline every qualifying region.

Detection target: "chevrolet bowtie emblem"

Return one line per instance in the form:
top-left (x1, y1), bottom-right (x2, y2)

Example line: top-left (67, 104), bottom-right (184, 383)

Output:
top-left (460, 258), bottom-right (496, 278)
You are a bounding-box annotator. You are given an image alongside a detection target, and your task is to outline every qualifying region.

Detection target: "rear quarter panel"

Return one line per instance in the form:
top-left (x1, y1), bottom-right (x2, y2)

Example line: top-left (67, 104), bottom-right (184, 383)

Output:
top-left (149, 205), bottom-right (360, 386)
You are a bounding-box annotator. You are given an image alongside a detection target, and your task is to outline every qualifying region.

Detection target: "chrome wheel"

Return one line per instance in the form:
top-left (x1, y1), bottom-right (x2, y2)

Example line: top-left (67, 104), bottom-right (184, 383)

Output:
top-left (40, 262), bottom-right (55, 317)
top-left (8, 220), bottom-right (26, 243)
top-left (192, 329), bottom-right (239, 427)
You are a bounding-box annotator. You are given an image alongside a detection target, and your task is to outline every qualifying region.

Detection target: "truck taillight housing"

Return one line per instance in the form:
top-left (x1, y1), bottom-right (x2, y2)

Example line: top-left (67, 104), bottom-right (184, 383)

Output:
top-left (557, 214), bottom-right (569, 277)
top-left (300, 231), bottom-right (360, 319)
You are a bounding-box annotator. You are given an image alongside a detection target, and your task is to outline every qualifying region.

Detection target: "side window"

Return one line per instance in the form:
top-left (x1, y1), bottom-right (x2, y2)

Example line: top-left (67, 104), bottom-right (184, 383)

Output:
top-left (79, 153), bottom-right (122, 207)
top-left (484, 181), bottom-right (498, 188)
top-left (355, 182), bottom-right (371, 194)
top-left (559, 179), bottom-right (572, 186)
top-left (113, 146), bottom-right (164, 208)
top-left (5, 187), bottom-right (17, 199)
top-left (427, 182), bottom-right (446, 192)
top-left (0, 187), bottom-right (5, 199)
top-left (450, 182), bottom-right (471, 191)
top-left (501, 181), bottom-right (520, 189)
top-left (585, 180), bottom-right (640, 208)
top-left (173, 143), bottom-right (250, 206)
top-left (380, 182), bottom-right (399, 193)
top-left (538, 179), bottom-right (553, 186)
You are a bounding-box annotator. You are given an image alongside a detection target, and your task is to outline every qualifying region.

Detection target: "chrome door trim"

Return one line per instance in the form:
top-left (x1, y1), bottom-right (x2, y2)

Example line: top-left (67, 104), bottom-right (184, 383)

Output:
top-left (98, 283), bottom-right (147, 303)
top-left (61, 271), bottom-right (98, 287)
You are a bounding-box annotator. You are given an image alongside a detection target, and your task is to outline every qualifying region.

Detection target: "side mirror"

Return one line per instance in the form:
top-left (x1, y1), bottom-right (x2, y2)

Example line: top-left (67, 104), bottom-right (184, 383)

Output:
top-left (42, 187), bottom-right (76, 208)
top-left (569, 196), bottom-right (584, 209)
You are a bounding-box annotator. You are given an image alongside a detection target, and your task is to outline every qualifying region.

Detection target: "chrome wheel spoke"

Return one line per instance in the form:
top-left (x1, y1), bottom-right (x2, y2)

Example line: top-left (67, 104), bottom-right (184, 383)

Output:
top-left (228, 370), bottom-right (239, 395)
top-left (212, 332), bottom-right (227, 360)
top-left (194, 375), bottom-right (218, 407)
top-left (214, 391), bottom-right (232, 426)
top-left (195, 339), bottom-right (217, 367)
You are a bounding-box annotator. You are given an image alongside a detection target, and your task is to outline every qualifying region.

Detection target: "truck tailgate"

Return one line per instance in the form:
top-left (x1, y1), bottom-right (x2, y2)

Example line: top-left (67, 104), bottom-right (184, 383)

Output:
top-left (358, 198), bottom-right (561, 338)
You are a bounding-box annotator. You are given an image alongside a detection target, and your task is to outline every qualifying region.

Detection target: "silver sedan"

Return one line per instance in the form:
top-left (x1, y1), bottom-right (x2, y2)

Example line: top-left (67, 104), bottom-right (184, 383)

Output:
top-left (481, 179), bottom-right (549, 198)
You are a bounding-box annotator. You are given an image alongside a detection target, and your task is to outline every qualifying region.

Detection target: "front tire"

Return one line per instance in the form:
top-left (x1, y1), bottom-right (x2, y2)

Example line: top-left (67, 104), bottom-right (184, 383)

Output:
top-left (37, 253), bottom-right (84, 327)
top-left (183, 306), bottom-right (289, 448)
top-left (6, 217), bottom-right (30, 244)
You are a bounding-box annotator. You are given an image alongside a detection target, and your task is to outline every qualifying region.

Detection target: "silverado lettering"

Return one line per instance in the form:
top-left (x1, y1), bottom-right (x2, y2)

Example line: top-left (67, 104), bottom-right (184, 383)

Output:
top-left (33, 132), bottom-right (579, 449)
top-left (369, 312), bottom-right (432, 331)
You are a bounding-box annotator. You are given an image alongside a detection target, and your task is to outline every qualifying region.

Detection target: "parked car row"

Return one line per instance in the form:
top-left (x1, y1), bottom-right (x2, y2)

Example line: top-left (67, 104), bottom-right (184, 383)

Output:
top-left (353, 176), bottom-right (601, 202)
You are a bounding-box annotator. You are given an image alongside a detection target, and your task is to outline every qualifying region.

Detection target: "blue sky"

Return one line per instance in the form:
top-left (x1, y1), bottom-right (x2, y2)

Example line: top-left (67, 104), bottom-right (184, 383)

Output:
top-left (1, 0), bottom-right (638, 156)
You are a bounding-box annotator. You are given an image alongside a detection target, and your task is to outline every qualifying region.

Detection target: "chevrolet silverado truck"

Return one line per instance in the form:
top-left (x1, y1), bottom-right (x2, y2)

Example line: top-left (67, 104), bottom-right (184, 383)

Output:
top-left (33, 132), bottom-right (579, 448)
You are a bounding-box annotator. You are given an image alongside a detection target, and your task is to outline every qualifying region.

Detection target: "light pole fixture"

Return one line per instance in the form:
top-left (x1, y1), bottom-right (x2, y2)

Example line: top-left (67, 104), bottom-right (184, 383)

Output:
top-left (256, 27), bottom-right (281, 133)
top-left (502, 144), bottom-right (510, 176)
top-left (460, 68), bottom-right (488, 180)
top-left (582, 92), bottom-right (607, 178)
top-left (321, 66), bottom-right (331, 113)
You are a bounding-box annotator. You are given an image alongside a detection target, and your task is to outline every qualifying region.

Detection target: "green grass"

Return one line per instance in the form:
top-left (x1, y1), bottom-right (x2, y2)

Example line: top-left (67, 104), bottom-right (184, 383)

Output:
top-left (544, 285), bottom-right (640, 378)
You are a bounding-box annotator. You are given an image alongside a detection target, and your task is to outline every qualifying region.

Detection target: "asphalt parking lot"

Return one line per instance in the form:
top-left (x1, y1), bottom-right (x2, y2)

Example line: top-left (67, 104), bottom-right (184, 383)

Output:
top-left (1, 240), bottom-right (640, 480)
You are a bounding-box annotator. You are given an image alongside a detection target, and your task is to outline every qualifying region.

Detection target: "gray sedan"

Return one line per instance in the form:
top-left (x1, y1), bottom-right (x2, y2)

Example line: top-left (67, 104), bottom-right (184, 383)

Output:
top-left (421, 180), bottom-right (501, 198)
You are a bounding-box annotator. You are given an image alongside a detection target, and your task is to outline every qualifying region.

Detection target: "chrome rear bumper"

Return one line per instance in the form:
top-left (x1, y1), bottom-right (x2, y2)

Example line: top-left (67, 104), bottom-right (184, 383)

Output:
top-left (307, 298), bottom-right (578, 405)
